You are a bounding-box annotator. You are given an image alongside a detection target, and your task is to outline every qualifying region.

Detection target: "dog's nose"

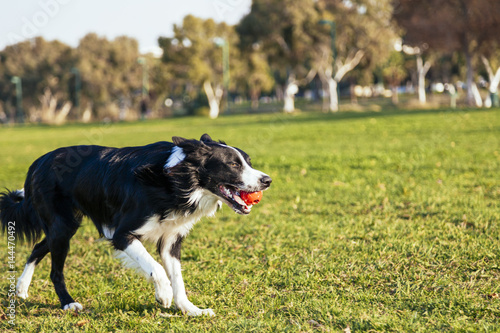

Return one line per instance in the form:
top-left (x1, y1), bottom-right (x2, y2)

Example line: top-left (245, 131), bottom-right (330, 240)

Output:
top-left (260, 175), bottom-right (272, 187)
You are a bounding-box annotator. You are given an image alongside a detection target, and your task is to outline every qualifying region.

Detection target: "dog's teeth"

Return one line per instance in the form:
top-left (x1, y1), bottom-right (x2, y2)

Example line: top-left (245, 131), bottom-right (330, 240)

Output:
top-left (234, 195), bottom-right (246, 206)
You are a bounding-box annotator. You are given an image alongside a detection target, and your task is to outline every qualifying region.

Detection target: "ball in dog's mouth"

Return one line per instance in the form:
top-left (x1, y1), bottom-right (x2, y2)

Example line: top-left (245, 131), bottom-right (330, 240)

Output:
top-left (240, 190), bottom-right (262, 205)
top-left (218, 185), bottom-right (262, 214)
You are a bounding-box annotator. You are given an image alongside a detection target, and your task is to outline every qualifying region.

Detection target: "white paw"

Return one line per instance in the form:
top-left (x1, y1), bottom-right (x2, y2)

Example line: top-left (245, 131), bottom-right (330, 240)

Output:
top-left (155, 284), bottom-right (173, 308)
top-left (16, 282), bottom-right (29, 299)
top-left (16, 289), bottom-right (29, 299)
top-left (176, 300), bottom-right (215, 317)
top-left (63, 302), bottom-right (83, 311)
top-left (190, 308), bottom-right (215, 317)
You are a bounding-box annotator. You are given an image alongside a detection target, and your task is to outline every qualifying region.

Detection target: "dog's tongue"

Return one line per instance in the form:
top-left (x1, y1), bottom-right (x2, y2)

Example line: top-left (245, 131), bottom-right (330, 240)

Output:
top-left (240, 191), bottom-right (263, 205)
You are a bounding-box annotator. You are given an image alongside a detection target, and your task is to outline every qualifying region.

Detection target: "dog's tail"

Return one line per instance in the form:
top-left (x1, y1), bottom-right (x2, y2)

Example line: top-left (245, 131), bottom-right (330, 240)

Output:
top-left (0, 189), bottom-right (43, 243)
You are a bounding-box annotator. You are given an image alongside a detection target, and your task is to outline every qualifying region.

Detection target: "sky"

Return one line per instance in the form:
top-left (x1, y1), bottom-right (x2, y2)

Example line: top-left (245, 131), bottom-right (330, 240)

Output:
top-left (0, 0), bottom-right (252, 54)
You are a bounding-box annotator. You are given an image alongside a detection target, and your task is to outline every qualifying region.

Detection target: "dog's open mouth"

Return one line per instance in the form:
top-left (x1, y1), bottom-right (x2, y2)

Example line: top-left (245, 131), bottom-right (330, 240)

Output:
top-left (218, 185), bottom-right (252, 215)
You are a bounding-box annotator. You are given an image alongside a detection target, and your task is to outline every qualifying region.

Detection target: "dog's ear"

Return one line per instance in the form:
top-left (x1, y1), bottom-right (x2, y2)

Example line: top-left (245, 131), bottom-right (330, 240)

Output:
top-left (200, 133), bottom-right (213, 143)
top-left (172, 136), bottom-right (187, 146)
top-left (172, 136), bottom-right (209, 155)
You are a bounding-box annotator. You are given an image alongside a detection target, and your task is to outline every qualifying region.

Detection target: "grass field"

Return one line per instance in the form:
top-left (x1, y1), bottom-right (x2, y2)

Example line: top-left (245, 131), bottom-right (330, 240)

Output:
top-left (0, 109), bottom-right (499, 332)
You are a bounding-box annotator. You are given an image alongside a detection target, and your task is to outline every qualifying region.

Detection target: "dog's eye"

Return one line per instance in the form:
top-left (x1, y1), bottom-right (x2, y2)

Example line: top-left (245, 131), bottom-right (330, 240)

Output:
top-left (229, 162), bottom-right (240, 168)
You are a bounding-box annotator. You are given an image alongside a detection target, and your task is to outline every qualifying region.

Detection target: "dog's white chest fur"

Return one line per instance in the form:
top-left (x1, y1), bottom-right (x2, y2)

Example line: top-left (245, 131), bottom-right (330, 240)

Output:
top-left (135, 189), bottom-right (221, 243)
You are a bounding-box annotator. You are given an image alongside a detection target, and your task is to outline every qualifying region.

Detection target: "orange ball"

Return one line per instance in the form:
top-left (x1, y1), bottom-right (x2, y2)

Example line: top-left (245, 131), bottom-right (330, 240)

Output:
top-left (240, 191), bottom-right (263, 205)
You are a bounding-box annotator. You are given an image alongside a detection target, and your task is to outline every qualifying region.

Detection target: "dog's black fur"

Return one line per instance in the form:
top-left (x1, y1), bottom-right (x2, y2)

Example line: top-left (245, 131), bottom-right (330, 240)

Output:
top-left (0, 134), bottom-right (271, 312)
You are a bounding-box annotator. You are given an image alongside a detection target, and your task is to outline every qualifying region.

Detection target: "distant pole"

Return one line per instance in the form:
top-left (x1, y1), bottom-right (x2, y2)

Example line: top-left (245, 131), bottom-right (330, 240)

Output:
top-left (492, 91), bottom-right (499, 108)
top-left (215, 38), bottom-right (230, 113)
top-left (71, 67), bottom-right (81, 113)
top-left (222, 41), bottom-right (230, 98)
top-left (11, 76), bottom-right (23, 123)
top-left (137, 57), bottom-right (149, 98)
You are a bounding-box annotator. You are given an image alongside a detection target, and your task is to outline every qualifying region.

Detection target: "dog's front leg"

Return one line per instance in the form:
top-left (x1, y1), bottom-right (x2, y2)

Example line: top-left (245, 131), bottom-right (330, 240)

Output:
top-left (121, 238), bottom-right (173, 308)
top-left (160, 235), bottom-right (215, 316)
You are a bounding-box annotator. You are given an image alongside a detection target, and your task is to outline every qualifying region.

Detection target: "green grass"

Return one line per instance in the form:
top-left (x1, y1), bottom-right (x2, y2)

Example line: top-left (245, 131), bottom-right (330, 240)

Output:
top-left (1, 109), bottom-right (499, 332)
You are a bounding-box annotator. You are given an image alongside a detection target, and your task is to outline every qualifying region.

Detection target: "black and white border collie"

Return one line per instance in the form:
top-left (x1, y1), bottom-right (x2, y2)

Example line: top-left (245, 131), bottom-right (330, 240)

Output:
top-left (0, 134), bottom-right (271, 316)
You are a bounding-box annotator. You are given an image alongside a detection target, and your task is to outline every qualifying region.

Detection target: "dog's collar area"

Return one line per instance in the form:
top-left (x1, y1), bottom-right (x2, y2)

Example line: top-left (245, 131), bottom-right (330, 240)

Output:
top-left (164, 146), bottom-right (186, 169)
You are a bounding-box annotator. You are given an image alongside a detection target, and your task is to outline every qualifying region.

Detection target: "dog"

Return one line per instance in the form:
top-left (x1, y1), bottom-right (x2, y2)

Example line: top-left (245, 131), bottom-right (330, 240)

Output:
top-left (0, 134), bottom-right (271, 316)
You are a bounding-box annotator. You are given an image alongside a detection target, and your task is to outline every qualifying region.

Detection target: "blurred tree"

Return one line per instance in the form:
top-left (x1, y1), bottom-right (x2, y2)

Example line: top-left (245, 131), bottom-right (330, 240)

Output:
top-left (241, 48), bottom-right (275, 109)
top-left (382, 51), bottom-right (407, 104)
top-left (0, 37), bottom-right (75, 122)
top-left (238, 0), bottom-right (320, 113)
top-left (315, 0), bottom-right (397, 111)
top-left (394, 0), bottom-right (500, 107)
top-left (77, 33), bottom-right (142, 119)
top-left (394, 39), bottom-right (433, 104)
top-left (159, 15), bottom-right (242, 119)
top-left (479, 41), bottom-right (500, 107)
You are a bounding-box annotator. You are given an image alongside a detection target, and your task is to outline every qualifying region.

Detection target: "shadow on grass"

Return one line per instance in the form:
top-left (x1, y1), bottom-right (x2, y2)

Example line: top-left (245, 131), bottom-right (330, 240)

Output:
top-left (16, 299), bottom-right (60, 313)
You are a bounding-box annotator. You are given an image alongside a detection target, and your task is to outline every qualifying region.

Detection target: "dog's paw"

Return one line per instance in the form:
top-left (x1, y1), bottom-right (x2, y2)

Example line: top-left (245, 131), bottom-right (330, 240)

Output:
top-left (155, 284), bottom-right (173, 308)
top-left (16, 290), bottom-right (29, 299)
top-left (63, 302), bottom-right (83, 311)
top-left (189, 308), bottom-right (215, 317)
top-left (16, 277), bottom-right (31, 299)
top-left (176, 300), bottom-right (215, 317)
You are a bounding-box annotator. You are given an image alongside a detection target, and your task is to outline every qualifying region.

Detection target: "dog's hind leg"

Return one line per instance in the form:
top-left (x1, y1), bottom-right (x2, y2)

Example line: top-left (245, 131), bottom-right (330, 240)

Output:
top-left (48, 232), bottom-right (82, 310)
top-left (17, 238), bottom-right (49, 299)
top-left (46, 214), bottom-right (82, 311)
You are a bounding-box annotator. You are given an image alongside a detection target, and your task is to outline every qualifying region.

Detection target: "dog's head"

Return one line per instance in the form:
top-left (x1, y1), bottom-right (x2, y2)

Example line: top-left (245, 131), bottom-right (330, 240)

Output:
top-left (168, 134), bottom-right (272, 214)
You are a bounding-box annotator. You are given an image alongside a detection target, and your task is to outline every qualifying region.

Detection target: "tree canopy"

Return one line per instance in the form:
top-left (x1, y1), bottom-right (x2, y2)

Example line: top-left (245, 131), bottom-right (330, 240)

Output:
top-left (159, 15), bottom-right (244, 118)
top-left (1, 0), bottom-right (500, 122)
top-left (394, 0), bottom-right (500, 105)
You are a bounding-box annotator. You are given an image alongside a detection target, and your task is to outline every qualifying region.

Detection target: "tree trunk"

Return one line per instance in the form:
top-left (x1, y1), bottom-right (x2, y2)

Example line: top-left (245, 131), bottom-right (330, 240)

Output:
top-left (481, 55), bottom-right (500, 108)
top-left (39, 88), bottom-right (73, 124)
top-left (283, 74), bottom-right (298, 113)
top-left (391, 85), bottom-right (399, 105)
top-left (54, 102), bottom-right (72, 125)
top-left (325, 49), bottom-right (365, 113)
top-left (327, 78), bottom-right (339, 112)
top-left (416, 54), bottom-right (431, 104)
top-left (283, 91), bottom-right (295, 113)
top-left (82, 104), bottom-right (92, 123)
top-left (471, 83), bottom-right (483, 107)
top-left (250, 88), bottom-right (260, 110)
top-left (464, 46), bottom-right (475, 107)
top-left (203, 80), bottom-right (223, 119)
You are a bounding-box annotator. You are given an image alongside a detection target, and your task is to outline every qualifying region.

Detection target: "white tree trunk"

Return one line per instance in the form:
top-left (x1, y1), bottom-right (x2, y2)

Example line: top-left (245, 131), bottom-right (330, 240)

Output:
top-left (416, 54), bottom-right (431, 104)
top-left (283, 90), bottom-right (295, 113)
top-left (471, 83), bottom-right (483, 107)
top-left (203, 80), bottom-right (223, 119)
top-left (283, 74), bottom-right (298, 113)
top-left (39, 88), bottom-right (72, 124)
top-left (327, 49), bottom-right (365, 112)
top-left (82, 104), bottom-right (92, 123)
top-left (54, 102), bottom-right (72, 125)
top-left (489, 68), bottom-right (500, 95)
top-left (481, 55), bottom-right (500, 108)
top-left (328, 78), bottom-right (339, 112)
